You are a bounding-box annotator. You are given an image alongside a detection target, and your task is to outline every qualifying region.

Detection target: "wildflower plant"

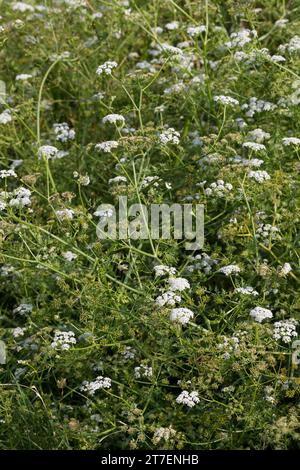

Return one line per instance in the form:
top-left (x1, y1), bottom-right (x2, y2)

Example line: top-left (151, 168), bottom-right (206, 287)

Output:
top-left (0, 0), bottom-right (300, 451)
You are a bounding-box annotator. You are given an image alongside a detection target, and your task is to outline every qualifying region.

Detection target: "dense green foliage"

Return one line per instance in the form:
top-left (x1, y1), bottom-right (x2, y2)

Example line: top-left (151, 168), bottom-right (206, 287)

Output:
top-left (1, 0), bottom-right (300, 450)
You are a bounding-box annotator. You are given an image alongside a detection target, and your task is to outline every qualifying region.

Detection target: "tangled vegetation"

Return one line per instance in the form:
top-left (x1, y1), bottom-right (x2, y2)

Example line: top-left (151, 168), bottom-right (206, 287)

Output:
top-left (1, 0), bottom-right (300, 450)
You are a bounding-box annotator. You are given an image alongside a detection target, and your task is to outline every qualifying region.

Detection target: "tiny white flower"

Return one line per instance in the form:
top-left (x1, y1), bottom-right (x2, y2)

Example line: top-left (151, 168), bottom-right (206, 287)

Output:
top-left (282, 137), bottom-right (300, 146)
top-left (187, 25), bottom-right (206, 36)
top-left (155, 291), bottom-right (181, 307)
top-left (176, 390), bottom-right (199, 407)
top-left (102, 114), bottom-right (125, 125)
top-left (56, 209), bottom-right (74, 220)
top-left (13, 303), bottom-right (33, 315)
top-left (214, 95), bottom-right (239, 107)
top-left (53, 122), bottom-right (75, 142)
top-left (108, 176), bottom-right (127, 184)
top-left (95, 141), bottom-right (119, 153)
top-left (0, 110), bottom-right (13, 125)
top-left (154, 265), bottom-right (177, 277)
top-left (170, 308), bottom-right (194, 324)
top-left (250, 306), bottom-right (273, 323)
top-left (273, 319), bottom-right (298, 343)
top-left (0, 169), bottom-right (17, 178)
top-left (248, 170), bottom-right (271, 183)
top-left (235, 286), bottom-right (259, 296)
top-left (80, 376), bottom-right (111, 395)
top-left (38, 145), bottom-right (59, 160)
top-left (12, 327), bottom-right (26, 338)
top-left (16, 73), bottom-right (33, 81)
top-left (278, 262), bottom-right (292, 277)
top-left (62, 251), bottom-right (77, 262)
top-left (165, 21), bottom-right (179, 31)
top-left (96, 61), bottom-right (118, 76)
top-left (134, 364), bottom-right (153, 379)
top-left (219, 264), bottom-right (241, 276)
top-left (168, 277), bottom-right (190, 292)
top-left (159, 128), bottom-right (180, 145)
top-left (243, 142), bottom-right (266, 152)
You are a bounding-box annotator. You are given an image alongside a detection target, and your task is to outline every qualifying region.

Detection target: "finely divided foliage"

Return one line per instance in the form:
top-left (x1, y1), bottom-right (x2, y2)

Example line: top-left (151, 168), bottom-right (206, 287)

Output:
top-left (0, 0), bottom-right (300, 450)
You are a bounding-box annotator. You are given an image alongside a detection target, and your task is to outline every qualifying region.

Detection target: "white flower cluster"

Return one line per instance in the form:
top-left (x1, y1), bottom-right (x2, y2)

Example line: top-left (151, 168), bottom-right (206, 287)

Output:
top-left (213, 95), bottom-right (239, 107)
top-left (53, 122), bottom-right (75, 142)
top-left (275, 19), bottom-right (289, 28)
top-left (282, 137), bottom-right (300, 146)
top-left (170, 308), bottom-right (194, 325)
top-left (153, 267), bottom-right (193, 323)
top-left (225, 29), bottom-right (256, 48)
top-left (0, 169), bottom-right (17, 178)
top-left (141, 175), bottom-right (160, 190)
top-left (186, 253), bottom-right (218, 274)
top-left (255, 223), bottom-right (280, 244)
top-left (248, 170), bottom-right (271, 183)
top-left (250, 306), bottom-right (273, 323)
top-left (62, 251), bottom-right (77, 262)
top-left (134, 364), bottom-right (153, 379)
top-left (16, 73), bottom-right (33, 81)
top-left (93, 207), bottom-right (114, 218)
top-left (155, 291), bottom-right (181, 307)
top-left (273, 319), bottom-right (298, 344)
top-left (153, 426), bottom-right (177, 444)
top-left (159, 127), bottom-right (180, 145)
top-left (73, 172), bottom-right (90, 186)
top-left (247, 128), bottom-right (270, 143)
top-left (0, 109), bottom-right (12, 125)
top-left (187, 25), bottom-right (206, 36)
top-left (13, 303), bottom-right (33, 315)
top-left (49, 51), bottom-right (71, 62)
top-left (234, 49), bottom-right (270, 65)
top-left (270, 54), bottom-right (286, 63)
top-left (0, 187), bottom-right (32, 209)
top-left (0, 265), bottom-right (15, 277)
top-left (164, 81), bottom-right (186, 96)
top-left (95, 141), bottom-right (119, 153)
top-left (96, 61), bottom-right (118, 75)
top-left (136, 60), bottom-right (156, 73)
top-left (51, 330), bottom-right (77, 350)
top-left (243, 142), bottom-right (266, 152)
top-left (235, 286), bottom-right (259, 296)
top-left (219, 264), bottom-right (241, 276)
top-left (108, 176), bottom-right (127, 184)
top-left (12, 327), bottom-right (27, 338)
top-left (165, 21), bottom-right (179, 30)
top-left (122, 346), bottom-right (136, 360)
top-left (176, 390), bottom-right (199, 407)
top-left (229, 156), bottom-right (264, 168)
top-left (217, 335), bottom-right (240, 359)
top-left (80, 376), bottom-right (112, 395)
top-left (168, 277), bottom-right (190, 292)
top-left (154, 265), bottom-right (177, 277)
top-left (160, 43), bottom-right (183, 56)
top-left (12, 2), bottom-right (35, 12)
top-left (102, 114), bottom-right (125, 125)
top-left (56, 208), bottom-right (74, 220)
top-left (278, 262), bottom-right (292, 277)
top-left (241, 97), bottom-right (277, 117)
top-left (264, 386), bottom-right (276, 404)
top-left (38, 145), bottom-right (59, 160)
top-left (278, 36), bottom-right (300, 54)
top-left (204, 180), bottom-right (233, 197)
